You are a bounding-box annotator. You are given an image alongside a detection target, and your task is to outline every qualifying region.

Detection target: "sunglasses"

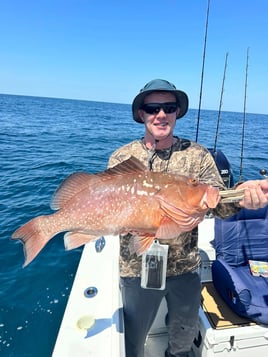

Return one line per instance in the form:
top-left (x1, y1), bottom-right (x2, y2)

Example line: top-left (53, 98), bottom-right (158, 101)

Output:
top-left (140, 102), bottom-right (178, 115)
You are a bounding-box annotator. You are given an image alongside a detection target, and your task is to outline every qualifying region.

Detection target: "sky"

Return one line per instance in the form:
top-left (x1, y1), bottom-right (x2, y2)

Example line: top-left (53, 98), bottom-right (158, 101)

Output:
top-left (0, 0), bottom-right (267, 114)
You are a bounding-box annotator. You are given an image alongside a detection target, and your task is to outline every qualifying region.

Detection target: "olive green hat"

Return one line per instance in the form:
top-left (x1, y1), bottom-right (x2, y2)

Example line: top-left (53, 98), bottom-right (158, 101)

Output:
top-left (132, 79), bottom-right (189, 123)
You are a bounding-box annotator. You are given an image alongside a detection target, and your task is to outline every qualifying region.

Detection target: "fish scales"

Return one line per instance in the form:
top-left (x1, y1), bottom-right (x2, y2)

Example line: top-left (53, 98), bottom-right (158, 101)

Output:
top-left (11, 157), bottom-right (220, 266)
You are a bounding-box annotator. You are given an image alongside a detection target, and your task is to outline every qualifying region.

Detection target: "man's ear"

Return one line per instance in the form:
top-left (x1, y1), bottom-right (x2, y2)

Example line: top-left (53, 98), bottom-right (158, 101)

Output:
top-left (138, 109), bottom-right (145, 122)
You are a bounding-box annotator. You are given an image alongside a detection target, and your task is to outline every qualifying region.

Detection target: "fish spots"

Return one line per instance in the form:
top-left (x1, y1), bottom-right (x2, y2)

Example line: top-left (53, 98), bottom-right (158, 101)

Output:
top-left (116, 184), bottom-right (134, 194)
top-left (142, 179), bottom-right (153, 188)
top-left (137, 189), bottom-right (149, 196)
top-left (117, 182), bottom-right (151, 197)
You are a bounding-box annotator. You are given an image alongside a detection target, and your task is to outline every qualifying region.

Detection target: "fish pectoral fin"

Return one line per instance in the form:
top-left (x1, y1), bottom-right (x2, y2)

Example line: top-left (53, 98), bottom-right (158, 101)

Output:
top-left (155, 216), bottom-right (183, 239)
top-left (129, 234), bottom-right (155, 256)
top-left (64, 232), bottom-right (98, 250)
top-left (159, 200), bottom-right (202, 232)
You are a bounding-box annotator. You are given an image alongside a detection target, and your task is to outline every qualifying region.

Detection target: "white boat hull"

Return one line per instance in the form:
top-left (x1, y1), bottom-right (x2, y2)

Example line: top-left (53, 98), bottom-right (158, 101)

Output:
top-left (53, 235), bottom-right (125, 357)
top-left (53, 218), bottom-right (268, 356)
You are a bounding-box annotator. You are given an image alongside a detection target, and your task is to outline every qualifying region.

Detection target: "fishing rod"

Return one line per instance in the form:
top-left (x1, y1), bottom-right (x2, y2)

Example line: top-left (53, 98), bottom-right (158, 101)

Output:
top-left (213, 52), bottom-right (229, 153)
top-left (196, 0), bottom-right (210, 142)
top-left (208, 51), bottom-right (234, 188)
top-left (238, 47), bottom-right (250, 182)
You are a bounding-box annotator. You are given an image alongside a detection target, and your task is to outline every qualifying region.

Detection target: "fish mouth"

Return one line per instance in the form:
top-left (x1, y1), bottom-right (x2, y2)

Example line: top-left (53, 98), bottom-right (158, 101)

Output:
top-left (202, 188), bottom-right (220, 209)
top-left (200, 201), bottom-right (211, 210)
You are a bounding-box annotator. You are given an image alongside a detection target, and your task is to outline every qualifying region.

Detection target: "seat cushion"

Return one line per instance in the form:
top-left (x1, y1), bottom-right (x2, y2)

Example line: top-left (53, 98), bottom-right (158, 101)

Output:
top-left (214, 206), bottom-right (268, 266)
top-left (212, 259), bottom-right (268, 324)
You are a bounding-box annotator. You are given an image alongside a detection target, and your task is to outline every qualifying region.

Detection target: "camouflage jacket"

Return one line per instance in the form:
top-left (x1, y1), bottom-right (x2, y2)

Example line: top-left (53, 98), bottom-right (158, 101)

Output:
top-left (108, 137), bottom-right (240, 277)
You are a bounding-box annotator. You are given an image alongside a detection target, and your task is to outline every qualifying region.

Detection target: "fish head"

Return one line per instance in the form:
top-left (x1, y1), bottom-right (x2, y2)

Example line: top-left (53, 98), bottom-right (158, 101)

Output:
top-left (157, 176), bottom-right (220, 214)
top-left (176, 177), bottom-right (220, 211)
top-left (153, 176), bottom-right (220, 234)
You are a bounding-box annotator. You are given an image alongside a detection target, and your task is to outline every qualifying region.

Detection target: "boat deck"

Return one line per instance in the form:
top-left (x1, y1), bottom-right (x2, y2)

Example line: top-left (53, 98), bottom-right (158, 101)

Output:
top-left (53, 218), bottom-right (268, 356)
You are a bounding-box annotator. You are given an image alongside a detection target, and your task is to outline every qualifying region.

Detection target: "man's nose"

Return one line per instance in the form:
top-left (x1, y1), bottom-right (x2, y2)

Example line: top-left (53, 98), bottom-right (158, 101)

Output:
top-left (156, 108), bottom-right (166, 117)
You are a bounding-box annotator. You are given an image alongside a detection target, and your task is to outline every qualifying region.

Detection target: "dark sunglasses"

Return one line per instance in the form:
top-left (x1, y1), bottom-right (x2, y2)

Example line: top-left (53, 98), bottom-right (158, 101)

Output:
top-left (140, 102), bottom-right (178, 115)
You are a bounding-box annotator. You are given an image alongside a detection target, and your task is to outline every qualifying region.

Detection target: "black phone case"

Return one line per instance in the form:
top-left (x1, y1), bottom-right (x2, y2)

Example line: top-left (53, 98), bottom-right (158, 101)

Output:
top-left (146, 255), bottom-right (163, 289)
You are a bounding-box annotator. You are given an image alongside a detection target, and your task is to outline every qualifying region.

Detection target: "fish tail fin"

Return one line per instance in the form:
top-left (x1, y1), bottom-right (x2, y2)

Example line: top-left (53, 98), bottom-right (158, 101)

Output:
top-left (11, 216), bottom-right (53, 267)
top-left (64, 232), bottom-right (97, 250)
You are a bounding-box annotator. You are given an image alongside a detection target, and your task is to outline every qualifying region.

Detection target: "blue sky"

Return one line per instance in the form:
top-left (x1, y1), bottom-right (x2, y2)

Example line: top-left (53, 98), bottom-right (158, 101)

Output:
top-left (0, 0), bottom-right (267, 114)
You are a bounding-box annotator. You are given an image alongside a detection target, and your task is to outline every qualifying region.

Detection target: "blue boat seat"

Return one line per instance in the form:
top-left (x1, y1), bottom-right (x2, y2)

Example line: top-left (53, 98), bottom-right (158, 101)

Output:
top-left (211, 205), bottom-right (268, 324)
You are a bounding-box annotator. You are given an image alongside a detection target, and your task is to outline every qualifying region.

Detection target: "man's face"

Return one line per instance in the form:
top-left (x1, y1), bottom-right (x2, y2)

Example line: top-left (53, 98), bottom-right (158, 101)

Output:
top-left (138, 92), bottom-right (180, 142)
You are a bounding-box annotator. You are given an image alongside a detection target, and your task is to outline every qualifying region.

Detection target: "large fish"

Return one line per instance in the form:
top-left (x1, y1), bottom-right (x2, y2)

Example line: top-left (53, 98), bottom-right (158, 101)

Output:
top-left (12, 157), bottom-right (220, 267)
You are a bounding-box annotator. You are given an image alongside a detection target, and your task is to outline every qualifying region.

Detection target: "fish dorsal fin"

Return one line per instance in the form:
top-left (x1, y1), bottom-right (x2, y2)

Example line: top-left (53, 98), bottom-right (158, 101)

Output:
top-left (50, 172), bottom-right (95, 210)
top-left (103, 156), bottom-right (147, 177)
top-left (50, 157), bottom-right (146, 210)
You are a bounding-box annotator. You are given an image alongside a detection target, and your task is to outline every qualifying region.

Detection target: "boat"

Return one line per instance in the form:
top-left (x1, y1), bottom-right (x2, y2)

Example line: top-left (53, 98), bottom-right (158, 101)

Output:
top-left (52, 66), bottom-right (268, 356)
top-left (52, 109), bottom-right (268, 355)
top-left (52, 205), bottom-right (268, 356)
top-left (53, 5), bottom-right (268, 354)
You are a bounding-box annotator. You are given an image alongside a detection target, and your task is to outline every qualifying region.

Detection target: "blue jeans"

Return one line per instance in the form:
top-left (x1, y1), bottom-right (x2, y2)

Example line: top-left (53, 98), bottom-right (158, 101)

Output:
top-left (120, 272), bottom-right (201, 357)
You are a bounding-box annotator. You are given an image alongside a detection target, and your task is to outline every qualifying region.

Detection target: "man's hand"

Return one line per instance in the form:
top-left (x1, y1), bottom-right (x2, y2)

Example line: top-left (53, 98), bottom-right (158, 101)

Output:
top-left (237, 180), bottom-right (268, 209)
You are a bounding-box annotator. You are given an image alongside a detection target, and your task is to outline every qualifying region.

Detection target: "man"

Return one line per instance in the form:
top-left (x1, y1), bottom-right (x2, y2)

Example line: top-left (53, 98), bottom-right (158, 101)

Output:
top-left (108, 79), bottom-right (268, 357)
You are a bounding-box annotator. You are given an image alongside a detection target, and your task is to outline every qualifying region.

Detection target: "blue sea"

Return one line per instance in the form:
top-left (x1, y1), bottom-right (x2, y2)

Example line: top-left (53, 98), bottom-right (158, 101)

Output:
top-left (0, 93), bottom-right (267, 356)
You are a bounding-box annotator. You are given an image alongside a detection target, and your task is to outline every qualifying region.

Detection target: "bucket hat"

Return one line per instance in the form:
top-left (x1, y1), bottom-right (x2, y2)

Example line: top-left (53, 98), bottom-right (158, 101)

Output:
top-left (132, 79), bottom-right (189, 123)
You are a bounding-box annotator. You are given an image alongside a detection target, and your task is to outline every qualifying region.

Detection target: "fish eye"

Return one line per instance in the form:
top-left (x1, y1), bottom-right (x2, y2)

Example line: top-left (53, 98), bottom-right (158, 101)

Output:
top-left (189, 178), bottom-right (199, 186)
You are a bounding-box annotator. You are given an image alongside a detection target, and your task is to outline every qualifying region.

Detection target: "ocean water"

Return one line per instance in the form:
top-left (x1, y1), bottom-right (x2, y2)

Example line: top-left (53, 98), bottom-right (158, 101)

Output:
top-left (0, 93), bottom-right (267, 356)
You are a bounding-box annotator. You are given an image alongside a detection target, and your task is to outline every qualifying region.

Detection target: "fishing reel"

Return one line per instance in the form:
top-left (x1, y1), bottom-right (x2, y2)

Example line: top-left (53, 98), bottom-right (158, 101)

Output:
top-left (260, 169), bottom-right (267, 179)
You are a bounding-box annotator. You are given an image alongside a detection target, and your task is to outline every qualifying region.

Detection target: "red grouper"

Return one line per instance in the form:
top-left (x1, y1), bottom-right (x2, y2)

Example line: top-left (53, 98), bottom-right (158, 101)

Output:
top-left (12, 156), bottom-right (220, 267)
